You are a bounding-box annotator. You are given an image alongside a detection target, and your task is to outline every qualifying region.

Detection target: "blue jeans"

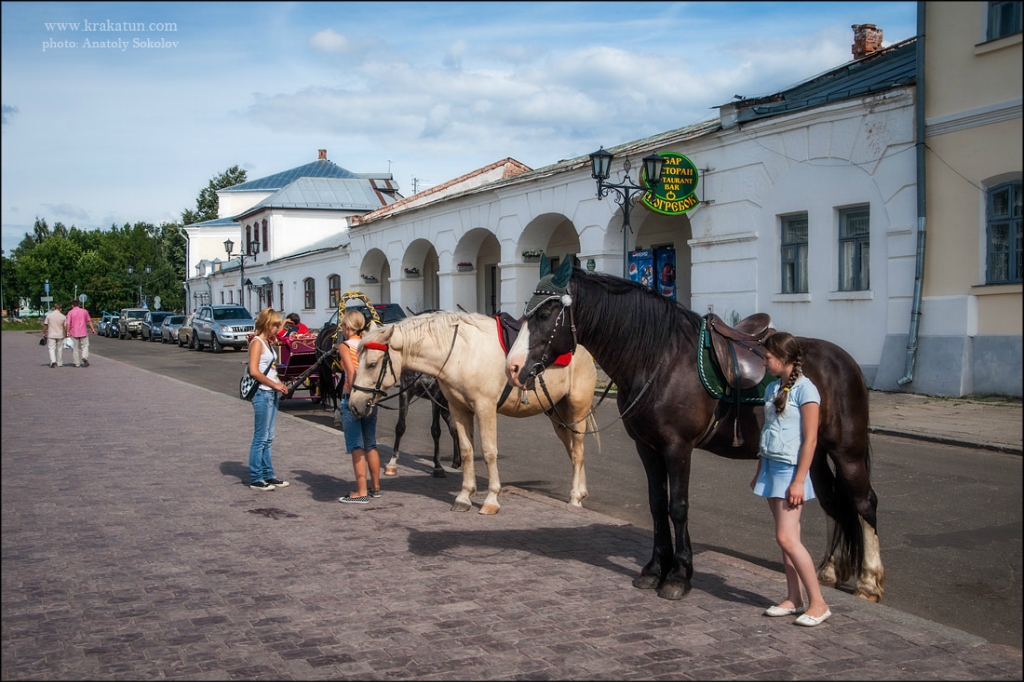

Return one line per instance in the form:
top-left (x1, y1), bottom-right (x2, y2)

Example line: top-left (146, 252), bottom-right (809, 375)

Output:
top-left (341, 397), bottom-right (377, 453)
top-left (249, 389), bottom-right (279, 483)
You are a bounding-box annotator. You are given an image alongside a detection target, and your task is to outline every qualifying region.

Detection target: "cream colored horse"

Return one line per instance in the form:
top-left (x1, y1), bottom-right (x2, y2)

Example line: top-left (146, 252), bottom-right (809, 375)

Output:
top-left (348, 311), bottom-right (598, 514)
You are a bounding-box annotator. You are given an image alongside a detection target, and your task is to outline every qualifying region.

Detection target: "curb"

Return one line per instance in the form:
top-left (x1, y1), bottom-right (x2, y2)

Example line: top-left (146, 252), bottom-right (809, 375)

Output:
top-left (868, 426), bottom-right (1023, 456)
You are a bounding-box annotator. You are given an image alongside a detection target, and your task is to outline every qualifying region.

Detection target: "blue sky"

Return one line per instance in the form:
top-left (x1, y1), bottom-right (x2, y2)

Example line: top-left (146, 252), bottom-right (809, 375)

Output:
top-left (0, 1), bottom-right (916, 255)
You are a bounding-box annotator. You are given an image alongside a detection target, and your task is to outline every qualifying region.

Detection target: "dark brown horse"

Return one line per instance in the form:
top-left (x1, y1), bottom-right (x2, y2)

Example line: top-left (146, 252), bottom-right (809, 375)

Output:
top-left (506, 257), bottom-right (884, 602)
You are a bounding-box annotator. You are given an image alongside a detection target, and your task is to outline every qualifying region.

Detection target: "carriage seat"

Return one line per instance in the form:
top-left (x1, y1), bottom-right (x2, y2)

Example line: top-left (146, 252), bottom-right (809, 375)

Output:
top-left (706, 313), bottom-right (772, 390)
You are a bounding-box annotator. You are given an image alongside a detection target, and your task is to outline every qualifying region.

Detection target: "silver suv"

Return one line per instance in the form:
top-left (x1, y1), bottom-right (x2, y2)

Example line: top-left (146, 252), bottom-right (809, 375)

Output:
top-left (118, 307), bottom-right (149, 339)
top-left (191, 305), bottom-right (254, 353)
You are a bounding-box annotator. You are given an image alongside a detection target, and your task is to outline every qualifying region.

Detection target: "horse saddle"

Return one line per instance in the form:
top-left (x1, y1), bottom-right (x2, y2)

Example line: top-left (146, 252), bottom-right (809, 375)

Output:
top-left (705, 313), bottom-right (772, 390)
top-left (495, 312), bottom-right (571, 367)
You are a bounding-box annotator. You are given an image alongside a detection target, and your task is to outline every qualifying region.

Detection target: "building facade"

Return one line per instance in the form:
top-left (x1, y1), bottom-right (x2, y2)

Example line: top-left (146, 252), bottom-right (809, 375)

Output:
top-left (875, 1), bottom-right (1022, 396)
top-left (185, 7), bottom-right (1022, 397)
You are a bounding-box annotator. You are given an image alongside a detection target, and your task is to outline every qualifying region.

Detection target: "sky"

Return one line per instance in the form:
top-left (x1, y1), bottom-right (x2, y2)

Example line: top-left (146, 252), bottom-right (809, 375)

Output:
top-left (0, 1), bottom-right (917, 255)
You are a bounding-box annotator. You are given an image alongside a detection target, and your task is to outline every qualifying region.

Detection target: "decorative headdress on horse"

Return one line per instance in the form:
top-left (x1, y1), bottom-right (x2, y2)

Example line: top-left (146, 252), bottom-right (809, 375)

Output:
top-left (524, 254), bottom-right (573, 317)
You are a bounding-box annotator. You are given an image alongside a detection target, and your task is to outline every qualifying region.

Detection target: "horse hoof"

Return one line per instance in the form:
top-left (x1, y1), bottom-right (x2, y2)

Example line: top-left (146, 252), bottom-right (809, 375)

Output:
top-left (384, 465), bottom-right (398, 476)
top-left (451, 500), bottom-right (472, 512)
top-left (432, 467), bottom-right (447, 478)
top-left (855, 590), bottom-right (882, 603)
top-left (632, 574), bottom-right (661, 590)
top-left (479, 504), bottom-right (500, 515)
top-left (657, 579), bottom-right (692, 600)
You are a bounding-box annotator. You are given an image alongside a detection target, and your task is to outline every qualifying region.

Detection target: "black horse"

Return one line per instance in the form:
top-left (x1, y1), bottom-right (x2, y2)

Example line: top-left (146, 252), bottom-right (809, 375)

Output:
top-left (316, 324), bottom-right (460, 476)
top-left (506, 257), bottom-right (884, 602)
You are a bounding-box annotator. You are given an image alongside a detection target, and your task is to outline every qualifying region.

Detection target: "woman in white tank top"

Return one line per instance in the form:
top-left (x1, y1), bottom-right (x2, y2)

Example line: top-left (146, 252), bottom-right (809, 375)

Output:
top-left (247, 308), bottom-right (289, 491)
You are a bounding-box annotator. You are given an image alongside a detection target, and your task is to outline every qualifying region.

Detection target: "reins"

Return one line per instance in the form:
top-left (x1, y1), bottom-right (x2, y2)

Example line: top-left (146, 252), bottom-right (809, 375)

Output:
top-left (351, 324), bottom-right (460, 407)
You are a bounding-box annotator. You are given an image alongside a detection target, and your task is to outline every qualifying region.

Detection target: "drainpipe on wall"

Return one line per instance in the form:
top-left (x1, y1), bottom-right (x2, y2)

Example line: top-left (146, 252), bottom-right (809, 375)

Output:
top-left (899, 1), bottom-right (927, 387)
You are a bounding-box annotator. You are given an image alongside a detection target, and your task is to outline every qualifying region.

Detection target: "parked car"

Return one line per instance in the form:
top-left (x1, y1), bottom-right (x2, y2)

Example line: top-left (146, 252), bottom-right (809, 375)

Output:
top-left (118, 307), bottom-right (149, 339)
top-left (324, 302), bottom-right (406, 330)
top-left (97, 311), bottom-right (117, 336)
top-left (107, 316), bottom-right (120, 338)
top-left (140, 311), bottom-right (175, 342)
top-left (160, 314), bottom-right (186, 344)
top-left (177, 314), bottom-right (195, 348)
top-left (191, 305), bottom-right (254, 352)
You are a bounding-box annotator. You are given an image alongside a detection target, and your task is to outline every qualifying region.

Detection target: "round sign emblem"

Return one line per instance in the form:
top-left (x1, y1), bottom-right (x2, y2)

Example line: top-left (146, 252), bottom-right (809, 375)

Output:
top-left (642, 152), bottom-right (699, 215)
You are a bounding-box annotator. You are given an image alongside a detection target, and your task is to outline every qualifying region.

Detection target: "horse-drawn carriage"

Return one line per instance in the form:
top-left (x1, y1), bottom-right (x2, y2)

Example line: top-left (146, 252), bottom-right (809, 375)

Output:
top-left (272, 330), bottom-right (330, 401)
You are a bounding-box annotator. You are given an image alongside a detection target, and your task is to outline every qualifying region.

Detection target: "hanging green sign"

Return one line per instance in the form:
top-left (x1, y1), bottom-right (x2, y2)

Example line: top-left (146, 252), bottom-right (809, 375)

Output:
top-left (642, 152), bottom-right (699, 215)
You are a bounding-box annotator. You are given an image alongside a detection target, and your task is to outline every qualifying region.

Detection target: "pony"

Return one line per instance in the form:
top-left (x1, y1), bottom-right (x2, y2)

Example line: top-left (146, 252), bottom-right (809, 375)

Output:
top-left (505, 257), bottom-right (884, 602)
top-left (348, 311), bottom-right (599, 513)
top-left (315, 323), bottom-right (460, 476)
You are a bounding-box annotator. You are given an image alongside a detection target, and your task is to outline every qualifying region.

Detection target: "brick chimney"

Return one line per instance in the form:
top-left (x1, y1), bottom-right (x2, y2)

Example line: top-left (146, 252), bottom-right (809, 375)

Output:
top-left (852, 24), bottom-right (883, 59)
top-left (318, 149), bottom-right (327, 160)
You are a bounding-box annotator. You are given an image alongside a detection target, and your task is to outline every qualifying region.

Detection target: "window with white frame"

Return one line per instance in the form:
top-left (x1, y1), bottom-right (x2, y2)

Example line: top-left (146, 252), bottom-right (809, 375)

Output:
top-left (328, 275), bottom-right (341, 308)
top-left (303, 278), bottom-right (315, 309)
top-left (278, 283), bottom-right (284, 311)
top-left (839, 207), bottom-right (870, 291)
top-left (781, 213), bottom-right (809, 294)
top-left (220, 291), bottom-right (224, 304)
top-left (987, 180), bottom-right (1023, 284)
top-left (262, 219), bottom-right (268, 253)
top-left (988, 1), bottom-right (1023, 41)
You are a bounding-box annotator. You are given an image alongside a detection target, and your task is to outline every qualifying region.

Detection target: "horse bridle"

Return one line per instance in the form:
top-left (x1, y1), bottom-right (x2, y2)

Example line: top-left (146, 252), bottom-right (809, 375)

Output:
top-left (526, 298), bottom-right (578, 380)
top-left (350, 341), bottom-right (398, 405)
top-left (350, 325), bottom-right (460, 408)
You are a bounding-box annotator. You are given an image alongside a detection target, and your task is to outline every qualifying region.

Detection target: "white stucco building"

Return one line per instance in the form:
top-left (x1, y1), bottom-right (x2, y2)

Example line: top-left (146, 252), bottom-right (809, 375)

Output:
top-left (182, 17), bottom-right (1020, 397)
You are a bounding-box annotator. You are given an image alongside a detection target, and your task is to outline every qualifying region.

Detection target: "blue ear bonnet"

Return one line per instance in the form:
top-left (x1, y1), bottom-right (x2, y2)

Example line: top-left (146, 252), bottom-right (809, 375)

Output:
top-left (523, 254), bottom-right (574, 317)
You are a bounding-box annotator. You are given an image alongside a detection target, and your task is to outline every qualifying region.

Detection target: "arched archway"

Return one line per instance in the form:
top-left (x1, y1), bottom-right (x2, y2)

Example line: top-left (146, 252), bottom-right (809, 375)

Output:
top-left (453, 227), bottom-right (501, 314)
top-left (402, 239), bottom-right (439, 312)
top-left (358, 248), bottom-right (392, 303)
top-left (598, 203), bottom-right (692, 308)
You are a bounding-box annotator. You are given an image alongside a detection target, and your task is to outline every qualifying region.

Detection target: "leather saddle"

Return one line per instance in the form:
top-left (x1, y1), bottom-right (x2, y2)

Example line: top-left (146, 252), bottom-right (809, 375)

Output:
top-left (706, 313), bottom-right (772, 390)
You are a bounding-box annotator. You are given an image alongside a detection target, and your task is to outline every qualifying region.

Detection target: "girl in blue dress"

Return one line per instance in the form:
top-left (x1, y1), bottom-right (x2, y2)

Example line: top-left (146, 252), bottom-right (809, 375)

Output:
top-left (751, 331), bottom-right (831, 627)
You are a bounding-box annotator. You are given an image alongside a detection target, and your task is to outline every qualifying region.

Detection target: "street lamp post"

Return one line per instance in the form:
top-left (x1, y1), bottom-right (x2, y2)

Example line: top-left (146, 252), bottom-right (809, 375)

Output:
top-left (589, 147), bottom-right (666, 278)
top-left (127, 264), bottom-right (151, 307)
top-left (224, 238), bottom-right (259, 308)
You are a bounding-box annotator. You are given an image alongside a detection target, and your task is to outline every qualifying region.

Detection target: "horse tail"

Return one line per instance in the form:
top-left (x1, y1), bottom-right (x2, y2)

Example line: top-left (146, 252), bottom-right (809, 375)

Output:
top-left (586, 412), bottom-right (601, 453)
top-left (813, 452), bottom-right (864, 585)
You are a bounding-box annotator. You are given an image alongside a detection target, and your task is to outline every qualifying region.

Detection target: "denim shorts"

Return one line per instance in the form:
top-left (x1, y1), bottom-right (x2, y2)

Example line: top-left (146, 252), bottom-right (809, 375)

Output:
top-left (341, 398), bottom-right (377, 453)
top-left (753, 457), bottom-right (816, 501)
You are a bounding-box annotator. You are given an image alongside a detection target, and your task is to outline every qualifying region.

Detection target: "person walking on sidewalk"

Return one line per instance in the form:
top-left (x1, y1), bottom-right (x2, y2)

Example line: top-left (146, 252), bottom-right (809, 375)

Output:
top-left (751, 331), bottom-right (831, 627)
top-left (337, 309), bottom-right (381, 504)
top-left (247, 308), bottom-right (290, 491)
top-left (42, 303), bottom-right (67, 368)
top-left (64, 300), bottom-right (96, 368)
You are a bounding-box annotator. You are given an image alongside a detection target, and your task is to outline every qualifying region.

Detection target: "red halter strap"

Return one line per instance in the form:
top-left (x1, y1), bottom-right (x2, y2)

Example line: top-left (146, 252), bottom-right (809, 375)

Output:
top-left (363, 342), bottom-right (388, 352)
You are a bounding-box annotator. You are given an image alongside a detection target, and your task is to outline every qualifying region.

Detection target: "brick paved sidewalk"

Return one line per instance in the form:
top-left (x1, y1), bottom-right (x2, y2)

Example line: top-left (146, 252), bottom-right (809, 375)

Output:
top-left (3, 332), bottom-right (1021, 680)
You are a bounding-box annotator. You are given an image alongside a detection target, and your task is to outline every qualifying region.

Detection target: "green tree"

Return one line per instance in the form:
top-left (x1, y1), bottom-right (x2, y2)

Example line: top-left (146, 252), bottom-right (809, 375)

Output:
top-left (193, 165), bottom-right (247, 223)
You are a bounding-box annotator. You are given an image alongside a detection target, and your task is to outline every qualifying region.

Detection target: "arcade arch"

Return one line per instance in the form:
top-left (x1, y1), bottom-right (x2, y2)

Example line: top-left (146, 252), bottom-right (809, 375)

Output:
top-left (452, 228), bottom-right (501, 314)
top-left (597, 204), bottom-right (693, 309)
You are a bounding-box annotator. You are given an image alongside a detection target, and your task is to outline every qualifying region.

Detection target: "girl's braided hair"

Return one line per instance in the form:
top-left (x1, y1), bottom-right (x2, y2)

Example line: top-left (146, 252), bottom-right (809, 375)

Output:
top-left (762, 332), bottom-right (802, 413)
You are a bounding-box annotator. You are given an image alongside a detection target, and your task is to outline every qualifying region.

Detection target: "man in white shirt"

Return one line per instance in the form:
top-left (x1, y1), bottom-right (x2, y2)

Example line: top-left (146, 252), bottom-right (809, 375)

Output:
top-left (42, 303), bottom-right (67, 368)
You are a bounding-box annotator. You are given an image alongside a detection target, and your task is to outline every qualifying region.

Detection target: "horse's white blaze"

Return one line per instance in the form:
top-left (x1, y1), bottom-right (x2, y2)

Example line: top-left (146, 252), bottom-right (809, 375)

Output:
top-left (505, 319), bottom-right (530, 388)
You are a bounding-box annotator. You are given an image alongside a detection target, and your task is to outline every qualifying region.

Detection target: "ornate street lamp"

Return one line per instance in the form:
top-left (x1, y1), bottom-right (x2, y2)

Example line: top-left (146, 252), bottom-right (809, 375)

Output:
top-left (589, 147), bottom-right (666, 278)
top-left (224, 237), bottom-right (260, 308)
top-left (127, 264), bottom-right (151, 306)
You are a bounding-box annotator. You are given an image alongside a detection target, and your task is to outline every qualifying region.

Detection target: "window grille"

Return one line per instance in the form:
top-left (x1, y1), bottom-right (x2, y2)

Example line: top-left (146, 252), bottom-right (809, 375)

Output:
top-left (839, 207), bottom-right (870, 291)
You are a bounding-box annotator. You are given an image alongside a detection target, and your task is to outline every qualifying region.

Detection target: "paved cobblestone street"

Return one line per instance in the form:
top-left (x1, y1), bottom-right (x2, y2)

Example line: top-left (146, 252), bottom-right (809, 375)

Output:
top-left (3, 332), bottom-right (1022, 680)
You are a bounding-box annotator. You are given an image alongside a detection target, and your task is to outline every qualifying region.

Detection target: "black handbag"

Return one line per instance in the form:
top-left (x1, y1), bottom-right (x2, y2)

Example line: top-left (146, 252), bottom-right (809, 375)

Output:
top-left (239, 367), bottom-right (259, 401)
top-left (39, 337), bottom-right (47, 346)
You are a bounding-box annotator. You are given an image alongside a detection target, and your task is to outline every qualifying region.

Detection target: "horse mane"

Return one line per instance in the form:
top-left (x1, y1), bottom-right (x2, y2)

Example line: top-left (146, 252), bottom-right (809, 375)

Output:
top-left (571, 268), bottom-right (701, 390)
top-left (364, 310), bottom-right (492, 352)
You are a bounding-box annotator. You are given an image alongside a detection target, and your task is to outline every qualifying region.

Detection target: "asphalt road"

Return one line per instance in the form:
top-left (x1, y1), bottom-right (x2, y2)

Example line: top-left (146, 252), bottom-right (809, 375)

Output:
top-left (90, 333), bottom-right (1023, 649)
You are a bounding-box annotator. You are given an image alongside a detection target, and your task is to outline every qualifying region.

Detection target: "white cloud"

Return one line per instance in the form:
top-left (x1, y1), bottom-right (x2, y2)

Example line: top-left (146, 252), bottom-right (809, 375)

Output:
top-left (308, 29), bottom-right (375, 56)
